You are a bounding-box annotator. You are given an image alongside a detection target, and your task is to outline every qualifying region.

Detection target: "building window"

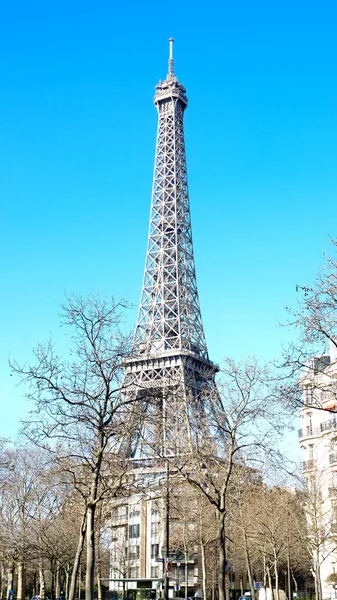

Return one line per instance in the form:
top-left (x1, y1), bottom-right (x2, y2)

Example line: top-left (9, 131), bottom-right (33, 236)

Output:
top-left (151, 543), bottom-right (159, 558)
top-left (130, 567), bottom-right (140, 578)
top-left (308, 444), bottom-right (314, 461)
top-left (151, 522), bottom-right (159, 535)
top-left (151, 566), bottom-right (159, 578)
top-left (117, 505), bottom-right (128, 520)
top-left (129, 524), bottom-right (140, 538)
top-left (304, 387), bottom-right (313, 405)
top-left (129, 545), bottom-right (140, 560)
top-left (306, 413), bottom-right (313, 435)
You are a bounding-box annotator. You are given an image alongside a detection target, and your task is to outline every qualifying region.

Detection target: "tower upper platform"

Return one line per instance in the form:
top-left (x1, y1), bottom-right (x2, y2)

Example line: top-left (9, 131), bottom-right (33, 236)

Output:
top-left (154, 38), bottom-right (188, 107)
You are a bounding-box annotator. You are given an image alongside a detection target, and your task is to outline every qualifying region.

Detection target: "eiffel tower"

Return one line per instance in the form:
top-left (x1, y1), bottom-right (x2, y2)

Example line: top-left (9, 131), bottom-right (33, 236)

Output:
top-left (124, 40), bottom-right (218, 456)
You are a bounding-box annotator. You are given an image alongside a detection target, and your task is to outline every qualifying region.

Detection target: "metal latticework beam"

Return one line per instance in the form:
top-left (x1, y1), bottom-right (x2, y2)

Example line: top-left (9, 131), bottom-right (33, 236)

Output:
top-left (123, 42), bottom-right (219, 456)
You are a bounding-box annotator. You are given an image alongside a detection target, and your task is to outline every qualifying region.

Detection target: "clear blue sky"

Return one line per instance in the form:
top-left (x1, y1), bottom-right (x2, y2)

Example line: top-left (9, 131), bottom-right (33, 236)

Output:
top-left (1, 0), bottom-right (337, 441)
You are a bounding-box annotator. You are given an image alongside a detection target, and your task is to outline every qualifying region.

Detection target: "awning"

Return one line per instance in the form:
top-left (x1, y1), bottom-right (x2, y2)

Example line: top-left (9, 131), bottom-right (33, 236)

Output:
top-left (323, 401), bottom-right (336, 410)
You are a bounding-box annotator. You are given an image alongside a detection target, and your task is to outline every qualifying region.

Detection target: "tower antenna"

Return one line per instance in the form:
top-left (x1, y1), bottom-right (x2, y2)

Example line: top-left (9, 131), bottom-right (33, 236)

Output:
top-left (168, 37), bottom-right (175, 77)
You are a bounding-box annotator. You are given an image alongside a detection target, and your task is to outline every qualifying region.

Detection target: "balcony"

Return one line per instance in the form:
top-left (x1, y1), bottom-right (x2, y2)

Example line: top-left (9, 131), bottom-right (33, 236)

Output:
top-left (320, 419), bottom-right (337, 433)
top-left (110, 514), bottom-right (128, 526)
top-left (303, 459), bottom-right (316, 472)
top-left (298, 419), bottom-right (337, 440)
top-left (298, 427), bottom-right (314, 439)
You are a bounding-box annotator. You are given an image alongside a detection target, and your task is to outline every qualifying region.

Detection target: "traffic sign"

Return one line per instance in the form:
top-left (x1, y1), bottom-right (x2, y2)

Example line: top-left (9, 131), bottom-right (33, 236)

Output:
top-left (166, 560), bottom-right (172, 573)
top-left (255, 583), bottom-right (261, 590)
top-left (174, 584), bottom-right (181, 592)
top-left (155, 558), bottom-right (164, 563)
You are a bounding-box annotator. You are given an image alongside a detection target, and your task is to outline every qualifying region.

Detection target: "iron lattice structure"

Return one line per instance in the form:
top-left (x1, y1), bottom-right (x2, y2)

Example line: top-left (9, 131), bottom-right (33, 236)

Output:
top-left (124, 41), bottom-right (218, 453)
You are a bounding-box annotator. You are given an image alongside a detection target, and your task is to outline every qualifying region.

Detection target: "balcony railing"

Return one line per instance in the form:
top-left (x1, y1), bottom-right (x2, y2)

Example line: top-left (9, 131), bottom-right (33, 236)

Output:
top-left (110, 515), bottom-right (128, 527)
top-left (298, 419), bottom-right (337, 440)
top-left (321, 419), bottom-right (337, 433)
top-left (303, 459), bottom-right (316, 472)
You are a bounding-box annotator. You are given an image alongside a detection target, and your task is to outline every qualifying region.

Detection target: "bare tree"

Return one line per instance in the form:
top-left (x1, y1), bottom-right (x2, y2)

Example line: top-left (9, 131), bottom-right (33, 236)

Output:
top-left (296, 471), bottom-right (337, 600)
top-left (0, 448), bottom-right (47, 600)
top-left (282, 238), bottom-right (337, 598)
top-left (229, 476), bottom-right (312, 599)
top-left (283, 238), bottom-right (337, 411)
top-left (11, 294), bottom-right (141, 600)
top-left (167, 357), bottom-right (290, 600)
top-left (228, 470), bottom-right (264, 595)
top-left (169, 484), bottom-right (210, 599)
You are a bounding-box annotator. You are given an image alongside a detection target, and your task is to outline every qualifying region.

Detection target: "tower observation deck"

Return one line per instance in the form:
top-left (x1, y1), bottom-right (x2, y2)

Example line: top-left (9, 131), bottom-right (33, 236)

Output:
top-left (123, 40), bottom-right (218, 455)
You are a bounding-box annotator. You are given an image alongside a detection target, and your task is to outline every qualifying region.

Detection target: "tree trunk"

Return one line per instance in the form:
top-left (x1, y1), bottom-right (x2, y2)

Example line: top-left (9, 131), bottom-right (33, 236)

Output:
top-left (65, 567), bottom-right (70, 600)
top-left (50, 560), bottom-right (55, 600)
top-left (291, 571), bottom-right (298, 594)
top-left (96, 506), bottom-right (103, 600)
top-left (0, 563), bottom-right (5, 600)
top-left (317, 569), bottom-right (322, 600)
top-left (217, 510), bottom-right (226, 600)
top-left (6, 564), bottom-right (14, 600)
top-left (200, 540), bottom-right (207, 600)
top-left (184, 550), bottom-right (188, 600)
top-left (97, 569), bottom-right (103, 600)
top-left (267, 567), bottom-right (271, 590)
top-left (55, 562), bottom-right (61, 600)
top-left (274, 557), bottom-right (279, 600)
top-left (262, 553), bottom-right (267, 588)
top-left (287, 541), bottom-right (291, 600)
top-left (69, 511), bottom-right (87, 600)
top-left (313, 570), bottom-right (319, 600)
top-left (17, 560), bottom-right (25, 600)
top-left (243, 533), bottom-right (255, 598)
top-left (39, 558), bottom-right (46, 600)
top-left (85, 502), bottom-right (96, 600)
top-left (314, 552), bottom-right (322, 600)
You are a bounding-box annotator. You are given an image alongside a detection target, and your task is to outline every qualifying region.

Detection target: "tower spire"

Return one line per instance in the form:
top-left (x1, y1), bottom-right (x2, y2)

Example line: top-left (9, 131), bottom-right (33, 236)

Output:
top-left (168, 37), bottom-right (175, 78)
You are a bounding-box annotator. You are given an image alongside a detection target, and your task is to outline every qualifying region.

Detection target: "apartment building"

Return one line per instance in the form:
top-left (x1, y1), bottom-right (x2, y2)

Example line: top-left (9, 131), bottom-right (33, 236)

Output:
top-left (109, 460), bottom-right (198, 599)
top-left (299, 342), bottom-right (337, 598)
